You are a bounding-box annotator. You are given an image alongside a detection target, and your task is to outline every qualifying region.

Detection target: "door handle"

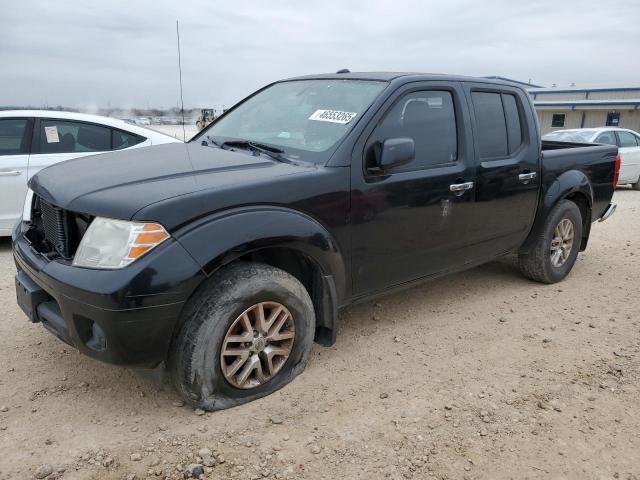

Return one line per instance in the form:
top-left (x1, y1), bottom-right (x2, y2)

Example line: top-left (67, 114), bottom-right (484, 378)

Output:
top-left (0, 170), bottom-right (21, 176)
top-left (519, 172), bottom-right (537, 183)
top-left (449, 181), bottom-right (474, 193)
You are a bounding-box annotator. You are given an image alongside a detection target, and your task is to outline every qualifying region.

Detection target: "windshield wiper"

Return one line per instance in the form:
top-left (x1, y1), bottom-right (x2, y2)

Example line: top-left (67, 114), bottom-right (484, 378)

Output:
top-left (220, 140), bottom-right (291, 164)
top-left (201, 136), bottom-right (222, 147)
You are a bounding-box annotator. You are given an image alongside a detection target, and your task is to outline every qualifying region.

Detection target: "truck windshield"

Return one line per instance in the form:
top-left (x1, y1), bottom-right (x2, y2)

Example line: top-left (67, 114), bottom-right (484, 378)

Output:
top-left (197, 79), bottom-right (386, 158)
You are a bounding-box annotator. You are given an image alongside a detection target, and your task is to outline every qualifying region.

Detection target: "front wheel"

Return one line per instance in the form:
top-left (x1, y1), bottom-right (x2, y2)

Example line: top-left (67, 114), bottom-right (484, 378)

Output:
top-left (169, 262), bottom-right (315, 411)
top-left (518, 200), bottom-right (583, 284)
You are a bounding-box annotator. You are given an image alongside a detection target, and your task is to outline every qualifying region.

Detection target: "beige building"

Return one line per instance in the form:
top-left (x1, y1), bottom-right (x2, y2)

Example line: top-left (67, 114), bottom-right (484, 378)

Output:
top-left (528, 86), bottom-right (640, 135)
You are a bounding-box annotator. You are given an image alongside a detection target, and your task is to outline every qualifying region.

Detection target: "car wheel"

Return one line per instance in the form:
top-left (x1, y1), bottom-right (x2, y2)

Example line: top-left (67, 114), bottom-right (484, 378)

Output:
top-left (169, 262), bottom-right (315, 411)
top-left (632, 178), bottom-right (640, 191)
top-left (518, 200), bottom-right (583, 284)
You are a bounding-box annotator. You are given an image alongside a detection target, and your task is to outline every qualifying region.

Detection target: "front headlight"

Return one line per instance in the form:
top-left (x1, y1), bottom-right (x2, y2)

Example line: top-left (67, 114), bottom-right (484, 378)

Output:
top-left (72, 217), bottom-right (169, 269)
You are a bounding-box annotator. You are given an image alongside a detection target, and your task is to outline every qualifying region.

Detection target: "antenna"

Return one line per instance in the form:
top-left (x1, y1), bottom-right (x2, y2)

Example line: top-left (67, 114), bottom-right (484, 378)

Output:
top-left (176, 20), bottom-right (186, 141)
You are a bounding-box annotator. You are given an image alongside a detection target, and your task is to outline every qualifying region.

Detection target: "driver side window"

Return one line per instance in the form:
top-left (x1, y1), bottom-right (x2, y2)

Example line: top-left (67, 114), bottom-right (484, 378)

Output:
top-left (366, 90), bottom-right (457, 172)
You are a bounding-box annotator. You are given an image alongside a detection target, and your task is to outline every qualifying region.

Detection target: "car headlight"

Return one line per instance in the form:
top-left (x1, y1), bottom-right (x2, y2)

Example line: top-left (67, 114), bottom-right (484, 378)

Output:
top-left (72, 217), bottom-right (170, 269)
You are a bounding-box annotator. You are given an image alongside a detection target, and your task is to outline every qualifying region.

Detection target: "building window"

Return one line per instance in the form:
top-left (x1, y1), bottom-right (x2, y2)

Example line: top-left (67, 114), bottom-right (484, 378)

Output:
top-left (606, 112), bottom-right (620, 127)
top-left (551, 113), bottom-right (565, 128)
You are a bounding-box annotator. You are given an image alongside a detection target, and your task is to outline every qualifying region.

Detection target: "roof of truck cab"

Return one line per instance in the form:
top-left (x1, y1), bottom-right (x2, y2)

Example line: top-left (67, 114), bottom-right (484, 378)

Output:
top-left (283, 72), bottom-right (523, 87)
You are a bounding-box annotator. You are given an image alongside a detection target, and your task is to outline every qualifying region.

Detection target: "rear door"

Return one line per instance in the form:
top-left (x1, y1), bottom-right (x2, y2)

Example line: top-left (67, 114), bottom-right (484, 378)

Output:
top-left (28, 118), bottom-right (112, 181)
top-left (615, 130), bottom-right (640, 185)
top-left (463, 83), bottom-right (540, 261)
top-left (350, 81), bottom-right (476, 297)
top-left (0, 117), bottom-right (33, 234)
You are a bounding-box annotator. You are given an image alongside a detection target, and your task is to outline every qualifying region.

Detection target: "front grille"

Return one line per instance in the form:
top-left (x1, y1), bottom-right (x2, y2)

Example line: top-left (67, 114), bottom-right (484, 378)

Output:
top-left (39, 199), bottom-right (70, 257)
top-left (28, 195), bottom-right (93, 260)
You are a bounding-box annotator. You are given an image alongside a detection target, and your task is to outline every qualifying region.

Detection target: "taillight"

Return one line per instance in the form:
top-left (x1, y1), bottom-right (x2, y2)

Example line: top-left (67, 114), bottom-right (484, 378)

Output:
top-left (613, 154), bottom-right (621, 188)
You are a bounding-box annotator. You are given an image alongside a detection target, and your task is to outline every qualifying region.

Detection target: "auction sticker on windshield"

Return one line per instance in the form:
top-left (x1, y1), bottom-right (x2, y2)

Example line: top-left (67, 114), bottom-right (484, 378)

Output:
top-left (309, 110), bottom-right (357, 124)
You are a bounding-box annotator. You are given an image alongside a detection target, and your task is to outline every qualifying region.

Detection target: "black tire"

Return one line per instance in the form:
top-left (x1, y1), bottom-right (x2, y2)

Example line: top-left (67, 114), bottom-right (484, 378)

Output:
top-left (518, 200), bottom-right (583, 284)
top-left (632, 179), bottom-right (640, 191)
top-left (169, 262), bottom-right (315, 411)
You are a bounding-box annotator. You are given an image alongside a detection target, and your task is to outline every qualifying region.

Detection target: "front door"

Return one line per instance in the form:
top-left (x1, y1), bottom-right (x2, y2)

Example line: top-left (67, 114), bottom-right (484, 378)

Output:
top-left (463, 84), bottom-right (540, 261)
top-left (350, 82), bottom-right (476, 297)
top-left (0, 118), bottom-right (32, 235)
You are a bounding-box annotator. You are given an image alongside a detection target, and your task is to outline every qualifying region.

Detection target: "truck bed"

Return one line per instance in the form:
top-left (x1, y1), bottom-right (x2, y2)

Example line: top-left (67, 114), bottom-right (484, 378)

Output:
top-left (540, 140), bottom-right (618, 221)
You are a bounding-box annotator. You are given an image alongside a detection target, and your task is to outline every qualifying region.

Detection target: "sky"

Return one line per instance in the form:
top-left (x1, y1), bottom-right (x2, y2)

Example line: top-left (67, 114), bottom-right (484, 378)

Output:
top-left (1, 0), bottom-right (639, 109)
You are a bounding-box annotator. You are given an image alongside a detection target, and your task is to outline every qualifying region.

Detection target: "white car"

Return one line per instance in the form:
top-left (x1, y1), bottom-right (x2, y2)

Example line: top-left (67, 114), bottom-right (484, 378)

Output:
top-left (542, 127), bottom-right (640, 189)
top-left (0, 110), bottom-right (181, 236)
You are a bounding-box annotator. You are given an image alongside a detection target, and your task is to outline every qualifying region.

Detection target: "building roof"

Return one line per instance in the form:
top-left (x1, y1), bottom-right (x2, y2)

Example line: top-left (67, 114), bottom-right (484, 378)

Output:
top-left (529, 86), bottom-right (640, 94)
top-left (533, 99), bottom-right (640, 108)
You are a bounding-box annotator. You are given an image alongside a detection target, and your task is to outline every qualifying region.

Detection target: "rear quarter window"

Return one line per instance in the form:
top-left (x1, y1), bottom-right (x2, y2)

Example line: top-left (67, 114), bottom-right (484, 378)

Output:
top-left (112, 129), bottom-right (145, 150)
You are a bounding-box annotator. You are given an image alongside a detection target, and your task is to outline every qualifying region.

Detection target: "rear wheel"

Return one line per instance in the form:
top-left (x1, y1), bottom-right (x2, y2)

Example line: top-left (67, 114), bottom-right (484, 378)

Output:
top-left (632, 178), bottom-right (640, 190)
top-left (518, 200), bottom-right (583, 284)
top-left (169, 262), bottom-right (315, 411)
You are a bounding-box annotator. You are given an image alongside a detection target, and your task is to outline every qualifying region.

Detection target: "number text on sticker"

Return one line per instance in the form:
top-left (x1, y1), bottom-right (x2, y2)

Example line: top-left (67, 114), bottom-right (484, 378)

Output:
top-left (309, 110), bottom-right (357, 124)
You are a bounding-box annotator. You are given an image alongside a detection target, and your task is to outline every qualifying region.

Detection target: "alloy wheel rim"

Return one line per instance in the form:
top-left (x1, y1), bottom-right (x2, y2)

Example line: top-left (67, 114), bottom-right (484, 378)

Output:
top-left (220, 301), bottom-right (295, 389)
top-left (550, 218), bottom-right (574, 267)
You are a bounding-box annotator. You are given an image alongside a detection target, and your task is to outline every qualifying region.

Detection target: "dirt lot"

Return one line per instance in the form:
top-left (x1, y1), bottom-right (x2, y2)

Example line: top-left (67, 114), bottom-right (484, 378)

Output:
top-left (0, 189), bottom-right (638, 480)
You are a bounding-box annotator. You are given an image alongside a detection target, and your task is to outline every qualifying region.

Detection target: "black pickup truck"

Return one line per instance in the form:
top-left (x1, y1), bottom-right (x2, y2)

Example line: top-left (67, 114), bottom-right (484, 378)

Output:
top-left (13, 72), bottom-right (619, 410)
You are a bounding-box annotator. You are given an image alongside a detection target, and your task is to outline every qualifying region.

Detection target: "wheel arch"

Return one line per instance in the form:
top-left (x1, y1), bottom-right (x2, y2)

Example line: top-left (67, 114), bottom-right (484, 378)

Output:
top-left (173, 206), bottom-right (345, 347)
top-left (521, 170), bottom-right (593, 252)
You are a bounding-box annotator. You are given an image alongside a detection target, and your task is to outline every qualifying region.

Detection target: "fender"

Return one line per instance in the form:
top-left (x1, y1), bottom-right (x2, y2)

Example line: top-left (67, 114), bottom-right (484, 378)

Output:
top-left (174, 206), bottom-right (347, 306)
top-left (521, 169), bottom-right (593, 251)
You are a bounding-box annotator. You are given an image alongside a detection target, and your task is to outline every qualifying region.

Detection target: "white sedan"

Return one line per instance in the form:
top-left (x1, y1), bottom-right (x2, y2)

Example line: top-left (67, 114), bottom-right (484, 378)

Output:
top-left (0, 110), bottom-right (181, 236)
top-left (542, 127), bottom-right (640, 189)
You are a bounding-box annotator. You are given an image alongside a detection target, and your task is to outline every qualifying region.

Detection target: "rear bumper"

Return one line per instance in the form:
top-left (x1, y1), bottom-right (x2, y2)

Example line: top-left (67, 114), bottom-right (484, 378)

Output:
top-left (598, 202), bottom-right (616, 222)
top-left (12, 222), bottom-right (205, 367)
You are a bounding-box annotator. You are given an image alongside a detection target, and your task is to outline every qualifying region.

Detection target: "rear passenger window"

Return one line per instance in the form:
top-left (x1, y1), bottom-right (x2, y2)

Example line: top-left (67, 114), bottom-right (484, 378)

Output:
top-left (502, 94), bottom-right (523, 154)
top-left (39, 120), bottom-right (111, 154)
top-left (368, 90), bottom-right (457, 171)
top-left (472, 92), bottom-right (508, 158)
top-left (595, 132), bottom-right (617, 146)
top-left (0, 118), bottom-right (29, 156)
top-left (617, 131), bottom-right (639, 147)
top-left (112, 130), bottom-right (145, 150)
top-left (472, 91), bottom-right (525, 158)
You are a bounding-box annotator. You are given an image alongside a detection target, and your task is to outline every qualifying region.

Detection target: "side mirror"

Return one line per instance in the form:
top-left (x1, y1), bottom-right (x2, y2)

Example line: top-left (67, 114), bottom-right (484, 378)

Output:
top-left (379, 137), bottom-right (415, 171)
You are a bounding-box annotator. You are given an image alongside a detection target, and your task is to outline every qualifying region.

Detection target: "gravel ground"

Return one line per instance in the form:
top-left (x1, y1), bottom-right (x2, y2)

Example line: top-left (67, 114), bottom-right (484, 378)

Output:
top-left (0, 189), bottom-right (638, 480)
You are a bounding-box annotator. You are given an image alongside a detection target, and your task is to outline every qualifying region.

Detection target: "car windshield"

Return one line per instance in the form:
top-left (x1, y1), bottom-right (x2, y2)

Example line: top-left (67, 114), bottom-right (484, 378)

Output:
top-left (542, 130), bottom-right (595, 143)
top-left (196, 79), bottom-right (386, 159)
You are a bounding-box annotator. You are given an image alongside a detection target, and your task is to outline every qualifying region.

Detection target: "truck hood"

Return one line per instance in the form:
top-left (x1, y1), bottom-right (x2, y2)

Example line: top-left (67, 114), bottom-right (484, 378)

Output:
top-left (30, 143), bottom-right (315, 226)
